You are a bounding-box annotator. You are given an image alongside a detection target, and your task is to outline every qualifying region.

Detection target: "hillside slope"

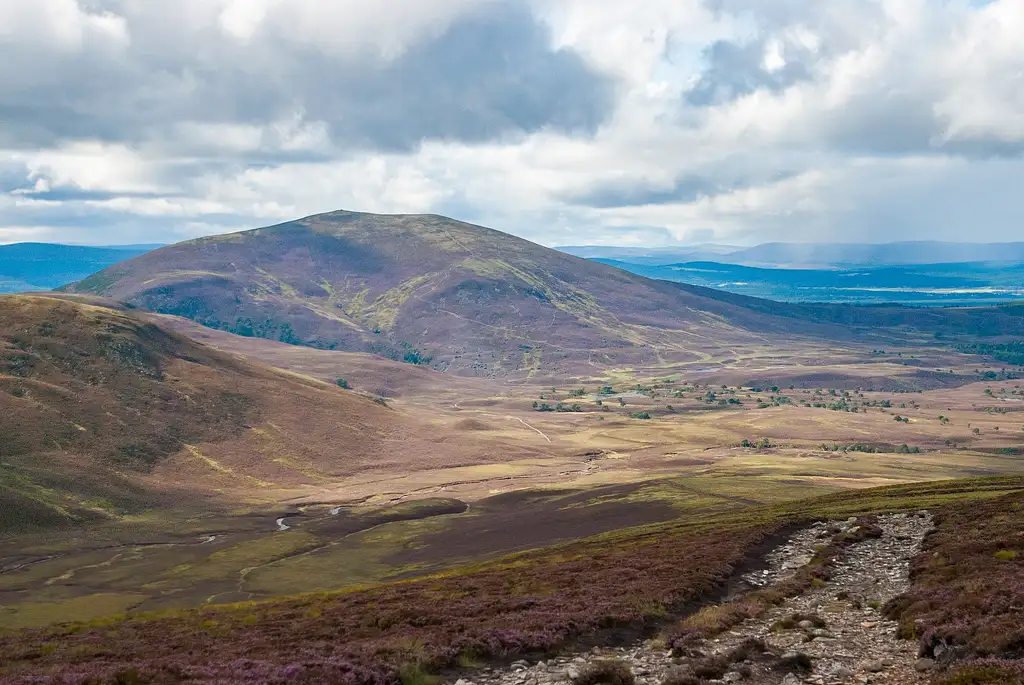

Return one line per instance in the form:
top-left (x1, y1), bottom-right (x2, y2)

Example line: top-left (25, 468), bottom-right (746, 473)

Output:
top-left (0, 295), bottom-right (512, 532)
top-left (64, 211), bottom-right (865, 376)
top-left (63, 211), bottom-right (1024, 376)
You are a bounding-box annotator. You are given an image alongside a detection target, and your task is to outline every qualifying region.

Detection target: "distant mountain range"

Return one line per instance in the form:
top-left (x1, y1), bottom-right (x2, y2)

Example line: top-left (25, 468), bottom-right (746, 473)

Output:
top-left (5, 239), bottom-right (1022, 298)
top-left (593, 260), bottom-right (1024, 307)
top-left (559, 241), bottom-right (1024, 267)
top-left (0, 243), bottom-right (160, 293)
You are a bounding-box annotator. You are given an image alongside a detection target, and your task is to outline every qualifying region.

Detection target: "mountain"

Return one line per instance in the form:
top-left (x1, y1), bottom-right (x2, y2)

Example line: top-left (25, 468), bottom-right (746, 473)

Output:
top-left (556, 244), bottom-right (741, 266)
top-left (591, 260), bottom-right (1024, 307)
top-left (0, 243), bottom-right (159, 293)
top-left (727, 241), bottom-right (1024, 267)
top-left (62, 212), bottom-right (1024, 376)
top-left (0, 294), bottom-right (509, 533)
top-left (561, 241), bottom-right (1024, 268)
top-left (63, 211), bottom-right (856, 376)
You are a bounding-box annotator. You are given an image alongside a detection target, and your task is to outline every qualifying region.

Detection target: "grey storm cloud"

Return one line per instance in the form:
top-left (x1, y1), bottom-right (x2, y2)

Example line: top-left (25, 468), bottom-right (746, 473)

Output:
top-left (0, 2), bottom-right (616, 153)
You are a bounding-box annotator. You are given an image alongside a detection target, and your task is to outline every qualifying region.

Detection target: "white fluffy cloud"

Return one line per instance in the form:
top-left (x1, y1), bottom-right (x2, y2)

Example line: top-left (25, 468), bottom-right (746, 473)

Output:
top-left (1, 0), bottom-right (1022, 246)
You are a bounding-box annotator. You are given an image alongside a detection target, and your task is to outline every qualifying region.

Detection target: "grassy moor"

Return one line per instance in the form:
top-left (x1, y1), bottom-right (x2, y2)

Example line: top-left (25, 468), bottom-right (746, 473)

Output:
top-left (3, 214), bottom-right (1024, 685)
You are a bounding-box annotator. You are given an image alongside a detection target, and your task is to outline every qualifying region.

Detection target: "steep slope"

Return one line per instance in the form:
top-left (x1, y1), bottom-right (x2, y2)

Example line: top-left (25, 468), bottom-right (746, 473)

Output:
top-left (0, 295), bottom-right (507, 533)
top-left (62, 211), bottom-right (857, 376)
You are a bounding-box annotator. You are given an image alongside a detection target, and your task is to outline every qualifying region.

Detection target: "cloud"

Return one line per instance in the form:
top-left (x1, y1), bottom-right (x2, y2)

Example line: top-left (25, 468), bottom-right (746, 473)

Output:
top-left (1, 0), bottom-right (1023, 247)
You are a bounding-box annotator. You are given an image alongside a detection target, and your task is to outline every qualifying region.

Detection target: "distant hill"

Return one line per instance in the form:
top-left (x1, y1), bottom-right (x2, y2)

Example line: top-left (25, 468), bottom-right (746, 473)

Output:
top-left (593, 260), bottom-right (1024, 307)
top-left (557, 244), bottom-right (740, 266)
top-left (728, 241), bottom-right (1024, 267)
top-left (64, 211), bottom-right (858, 376)
top-left (63, 211), bottom-right (1024, 375)
top-left (562, 241), bottom-right (1024, 268)
top-left (0, 243), bottom-right (158, 293)
top-left (0, 294), bottom-right (497, 532)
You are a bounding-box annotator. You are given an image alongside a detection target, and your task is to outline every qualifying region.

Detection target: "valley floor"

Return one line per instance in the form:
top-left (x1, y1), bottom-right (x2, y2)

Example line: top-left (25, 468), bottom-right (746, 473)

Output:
top-left (4, 328), bottom-right (1024, 629)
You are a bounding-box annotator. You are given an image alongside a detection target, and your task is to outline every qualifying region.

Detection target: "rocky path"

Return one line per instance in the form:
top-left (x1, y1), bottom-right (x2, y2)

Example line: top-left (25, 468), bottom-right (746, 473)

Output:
top-left (455, 512), bottom-right (934, 685)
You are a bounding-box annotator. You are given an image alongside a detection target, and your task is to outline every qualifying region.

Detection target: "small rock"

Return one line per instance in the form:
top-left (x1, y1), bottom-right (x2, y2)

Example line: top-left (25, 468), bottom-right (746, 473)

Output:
top-left (782, 675), bottom-right (801, 685)
top-left (914, 658), bottom-right (936, 672)
top-left (722, 672), bottom-right (743, 683)
top-left (835, 666), bottom-right (855, 678)
top-left (864, 660), bottom-right (885, 673)
top-left (567, 669), bottom-right (579, 681)
top-left (798, 620), bottom-right (816, 630)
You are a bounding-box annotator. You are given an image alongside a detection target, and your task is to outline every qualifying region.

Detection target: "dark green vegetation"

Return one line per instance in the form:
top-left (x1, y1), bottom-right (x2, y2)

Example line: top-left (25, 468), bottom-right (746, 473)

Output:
top-left (954, 340), bottom-right (1024, 366)
top-left (1, 477), bottom-right (1020, 685)
top-left (588, 260), bottom-right (1024, 307)
top-left (885, 489), bottom-right (1024, 684)
top-left (0, 243), bottom-right (155, 293)
top-left (61, 211), bottom-right (1024, 376)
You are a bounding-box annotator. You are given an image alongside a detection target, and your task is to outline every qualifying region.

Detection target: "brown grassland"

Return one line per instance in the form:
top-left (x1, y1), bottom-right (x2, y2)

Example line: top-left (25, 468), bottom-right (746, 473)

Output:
top-left (3, 293), bottom-right (1024, 636)
top-left (3, 212), bottom-right (1024, 685)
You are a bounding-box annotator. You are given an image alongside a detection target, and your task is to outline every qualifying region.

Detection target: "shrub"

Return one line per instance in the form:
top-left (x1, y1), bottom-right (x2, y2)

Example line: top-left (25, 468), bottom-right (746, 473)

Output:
top-left (884, 492), bottom-right (1024, 674)
top-left (776, 651), bottom-right (813, 673)
top-left (573, 660), bottom-right (635, 685)
top-left (659, 671), bottom-right (701, 685)
top-left (935, 661), bottom-right (1024, 684)
top-left (335, 378), bottom-right (350, 389)
top-left (630, 411), bottom-right (651, 420)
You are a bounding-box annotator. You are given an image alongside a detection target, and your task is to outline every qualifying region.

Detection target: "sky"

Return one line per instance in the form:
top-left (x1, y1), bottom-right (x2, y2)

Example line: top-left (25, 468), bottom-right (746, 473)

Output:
top-left (1, 0), bottom-right (1022, 247)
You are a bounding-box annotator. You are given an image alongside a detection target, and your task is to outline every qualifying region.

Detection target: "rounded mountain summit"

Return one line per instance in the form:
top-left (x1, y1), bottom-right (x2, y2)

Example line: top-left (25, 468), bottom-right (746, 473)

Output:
top-left (61, 210), bottom-right (1021, 376)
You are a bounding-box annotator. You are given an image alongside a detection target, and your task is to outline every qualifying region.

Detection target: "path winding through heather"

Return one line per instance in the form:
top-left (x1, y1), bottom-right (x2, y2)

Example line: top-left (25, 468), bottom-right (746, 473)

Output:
top-left (455, 512), bottom-right (934, 685)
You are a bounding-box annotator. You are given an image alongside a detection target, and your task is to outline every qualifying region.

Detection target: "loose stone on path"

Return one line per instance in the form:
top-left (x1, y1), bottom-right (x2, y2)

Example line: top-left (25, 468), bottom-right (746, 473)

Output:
top-left (455, 511), bottom-right (934, 685)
